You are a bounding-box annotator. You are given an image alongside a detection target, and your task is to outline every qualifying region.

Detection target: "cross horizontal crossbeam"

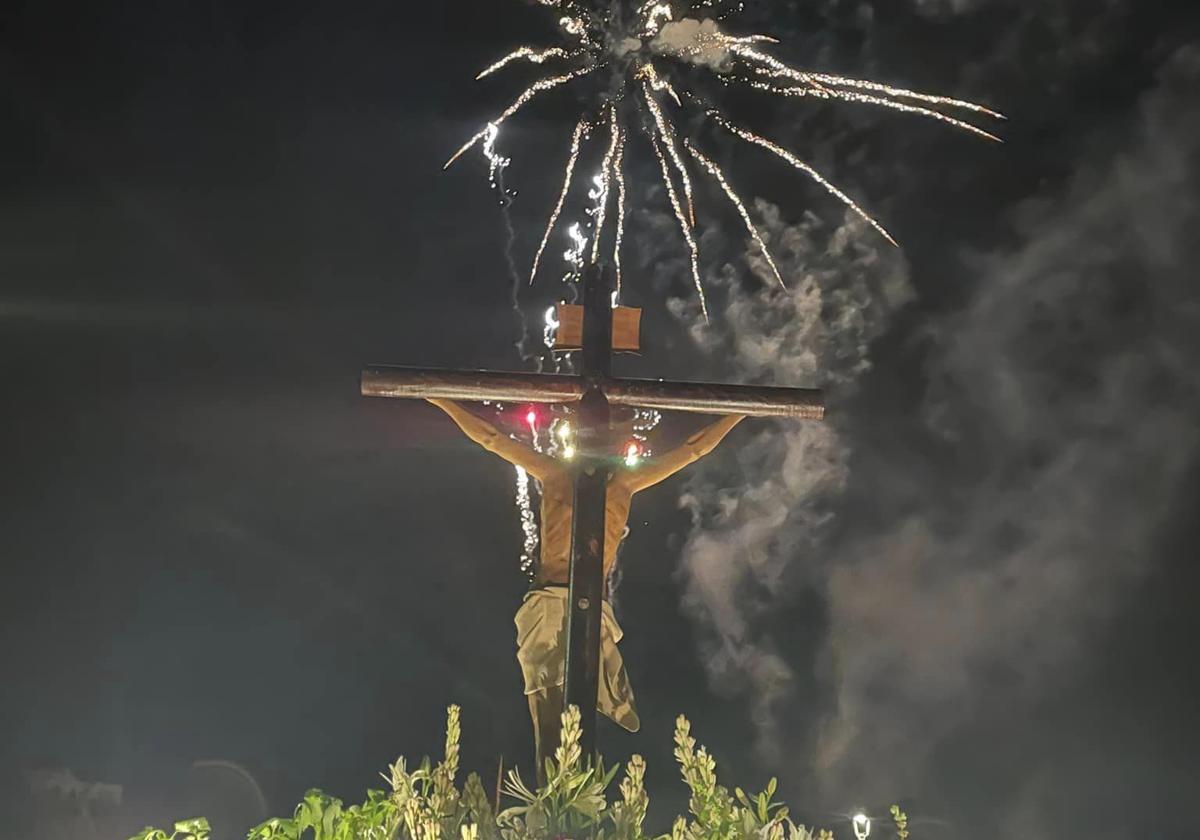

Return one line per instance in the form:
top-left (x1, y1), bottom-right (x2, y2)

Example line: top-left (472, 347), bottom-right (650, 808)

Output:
top-left (360, 366), bottom-right (825, 420)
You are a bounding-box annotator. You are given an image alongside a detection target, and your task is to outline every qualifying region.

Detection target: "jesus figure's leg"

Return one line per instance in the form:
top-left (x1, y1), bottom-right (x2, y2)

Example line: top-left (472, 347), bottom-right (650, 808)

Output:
top-left (528, 684), bottom-right (564, 783)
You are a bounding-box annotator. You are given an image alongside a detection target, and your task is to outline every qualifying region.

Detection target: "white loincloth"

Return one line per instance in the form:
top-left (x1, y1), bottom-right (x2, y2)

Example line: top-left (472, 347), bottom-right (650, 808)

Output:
top-left (514, 587), bottom-right (640, 733)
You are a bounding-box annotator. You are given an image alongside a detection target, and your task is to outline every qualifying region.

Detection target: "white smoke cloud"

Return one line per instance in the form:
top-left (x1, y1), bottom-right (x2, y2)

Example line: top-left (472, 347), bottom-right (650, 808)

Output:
top-left (650, 18), bottom-right (735, 72)
top-left (668, 207), bottom-right (913, 762)
top-left (818, 43), bottom-right (1200, 802)
top-left (671, 39), bottom-right (1200, 826)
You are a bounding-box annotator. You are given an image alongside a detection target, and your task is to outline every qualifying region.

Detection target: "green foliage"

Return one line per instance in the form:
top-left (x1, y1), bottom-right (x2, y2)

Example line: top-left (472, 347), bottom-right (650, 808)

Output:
top-left (130, 706), bottom-right (907, 840)
top-left (890, 806), bottom-right (909, 840)
top-left (130, 818), bottom-right (212, 840)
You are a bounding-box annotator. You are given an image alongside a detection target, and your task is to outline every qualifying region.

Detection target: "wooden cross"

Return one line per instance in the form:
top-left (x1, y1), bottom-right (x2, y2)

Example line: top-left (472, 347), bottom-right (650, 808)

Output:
top-left (361, 264), bottom-right (823, 758)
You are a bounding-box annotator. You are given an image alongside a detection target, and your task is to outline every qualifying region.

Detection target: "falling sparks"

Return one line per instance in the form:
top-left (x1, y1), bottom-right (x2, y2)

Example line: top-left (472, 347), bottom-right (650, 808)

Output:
top-left (543, 305), bottom-right (561, 349)
top-left (685, 140), bottom-right (784, 289)
top-left (637, 63), bottom-right (681, 106)
top-left (808, 72), bottom-right (1005, 120)
top-left (711, 113), bottom-right (898, 247)
top-left (531, 119), bottom-right (588, 284)
top-left (564, 221), bottom-right (589, 267)
top-left (447, 1), bottom-right (1002, 312)
top-left (590, 106), bottom-right (622, 263)
top-left (643, 83), bottom-right (696, 227)
top-left (612, 129), bottom-right (628, 298)
top-left (445, 67), bottom-right (591, 170)
top-left (515, 466), bottom-right (539, 576)
top-left (482, 123), bottom-right (511, 196)
top-left (651, 133), bottom-right (708, 321)
top-left (641, 2), bottom-right (674, 37)
top-left (749, 81), bottom-right (1002, 143)
top-left (476, 46), bottom-right (571, 80)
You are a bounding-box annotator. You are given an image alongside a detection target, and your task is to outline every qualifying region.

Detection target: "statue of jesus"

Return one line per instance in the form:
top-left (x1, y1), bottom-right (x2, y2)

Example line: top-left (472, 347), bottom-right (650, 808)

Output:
top-left (427, 398), bottom-right (743, 770)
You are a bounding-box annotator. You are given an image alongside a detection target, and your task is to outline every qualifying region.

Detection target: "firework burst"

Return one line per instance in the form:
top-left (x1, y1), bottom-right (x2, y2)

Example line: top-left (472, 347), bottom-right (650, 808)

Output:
top-left (447, 0), bottom-right (1002, 315)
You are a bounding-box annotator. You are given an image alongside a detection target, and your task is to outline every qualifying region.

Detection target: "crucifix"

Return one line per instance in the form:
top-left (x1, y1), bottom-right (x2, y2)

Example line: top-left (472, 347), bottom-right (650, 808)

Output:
top-left (361, 263), bottom-right (823, 761)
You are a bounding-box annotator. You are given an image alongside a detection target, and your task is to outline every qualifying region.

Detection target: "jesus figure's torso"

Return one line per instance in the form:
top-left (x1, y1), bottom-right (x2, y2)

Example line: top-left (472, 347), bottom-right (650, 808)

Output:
top-left (534, 469), bottom-right (636, 587)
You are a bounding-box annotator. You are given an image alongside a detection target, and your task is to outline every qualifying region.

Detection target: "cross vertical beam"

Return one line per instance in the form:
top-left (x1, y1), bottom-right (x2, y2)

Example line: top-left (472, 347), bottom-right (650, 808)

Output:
top-left (563, 263), bottom-right (613, 759)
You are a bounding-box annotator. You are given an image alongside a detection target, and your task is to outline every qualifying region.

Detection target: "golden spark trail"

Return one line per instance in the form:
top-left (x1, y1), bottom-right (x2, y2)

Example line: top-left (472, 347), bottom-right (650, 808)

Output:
top-left (685, 140), bottom-right (785, 289)
top-left (591, 105), bottom-right (621, 264)
top-left (531, 119), bottom-right (589, 284)
top-left (650, 133), bottom-right (708, 321)
top-left (731, 44), bottom-right (821, 89)
top-left (723, 34), bottom-right (780, 46)
top-left (643, 82), bottom-right (696, 227)
top-left (640, 2), bottom-right (673, 36)
top-left (712, 113), bottom-right (898, 247)
top-left (810, 73), bottom-right (1006, 120)
top-left (750, 82), bottom-right (1002, 143)
top-left (446, 67), bottom-right (592, 169)
top-left (476, 47), bottom-right (571, 79)
top-left (638, 63), bottom-right (681, 106)
top-left (613, 128), bottom-right (627, 297)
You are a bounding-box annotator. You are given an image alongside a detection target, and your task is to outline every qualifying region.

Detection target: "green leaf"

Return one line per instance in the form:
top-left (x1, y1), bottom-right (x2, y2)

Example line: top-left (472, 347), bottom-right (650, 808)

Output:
top-left (735, 787), bottom-right (750, 809)
top-left (175, 818), bottom-right (211, 837)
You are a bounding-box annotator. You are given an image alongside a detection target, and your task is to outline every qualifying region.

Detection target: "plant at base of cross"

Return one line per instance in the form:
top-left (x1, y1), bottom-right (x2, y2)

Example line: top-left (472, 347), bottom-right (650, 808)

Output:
top-left (671, 716), bottom-right (825, 840)
top-left (890, 806), bottom-right (909, 840)
top-left (129, 706), bottom-right (907, 840)
top-left (497, 705), bottom-right (618, 840)
top-left (130, 819), bottom-right (212, 840)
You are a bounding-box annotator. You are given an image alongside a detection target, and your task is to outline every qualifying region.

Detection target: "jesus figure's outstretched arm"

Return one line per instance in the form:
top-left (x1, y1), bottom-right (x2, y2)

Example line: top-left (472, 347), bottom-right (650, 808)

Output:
top-left (621, 415), bottom-right (745, 493)
top-left (427, 398), bottom-right (558, 480)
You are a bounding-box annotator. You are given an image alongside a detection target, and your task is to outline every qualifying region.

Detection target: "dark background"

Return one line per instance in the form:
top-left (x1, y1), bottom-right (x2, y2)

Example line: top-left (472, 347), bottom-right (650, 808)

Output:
top-left (2, 2), bottom-right (1198, 839)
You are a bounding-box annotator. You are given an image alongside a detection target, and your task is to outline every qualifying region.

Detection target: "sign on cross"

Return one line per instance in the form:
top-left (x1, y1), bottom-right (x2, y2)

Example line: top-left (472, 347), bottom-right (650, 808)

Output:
top-left (361, 264), bottom-right (823, 758)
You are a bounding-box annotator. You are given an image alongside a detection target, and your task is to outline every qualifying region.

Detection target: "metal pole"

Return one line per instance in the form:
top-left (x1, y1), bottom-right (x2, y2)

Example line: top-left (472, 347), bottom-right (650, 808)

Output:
top-left (563, 263), bottom-right (612, 761)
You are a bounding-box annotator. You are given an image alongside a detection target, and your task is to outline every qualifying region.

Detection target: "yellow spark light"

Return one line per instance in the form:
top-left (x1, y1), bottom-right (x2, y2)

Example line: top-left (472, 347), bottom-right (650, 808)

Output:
top-left (712, 113), bottom-right (898, 247)
top-left (640, 2), bottom-right (673, 36)
top-left (445, 67), bottom-right (592, 169)
top-left (750, 81), bottom-right (1002, 143)
top-left (612, 128), bottom-right (628, 297)
top-left (591, 105), bottom-right (622, 263)
top-left (531, 119), bottom-right (589, 284)
top-left (730, 44), bottom-right (820, 88)
top-left (685, 140), bottom-right (785, 289)
top-left (650, 133), bottom-right (708, 321)
top-left (637, 63), bottom-right (681, 107)
top-left (515, 465), bottom-right (539, 575)
top-left (476, 47), bottom-right (571, 79)
top-left (643, 81), bottom-right (696, 227)
top-left (810, 72), bottom-right (1006, 120)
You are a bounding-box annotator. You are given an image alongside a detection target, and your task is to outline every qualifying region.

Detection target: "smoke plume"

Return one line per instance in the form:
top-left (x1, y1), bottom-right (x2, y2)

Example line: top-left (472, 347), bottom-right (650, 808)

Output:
top-left (670, 39), bottom-right (1200, 827)
top-left (650, 19), bottom-right (736, 72)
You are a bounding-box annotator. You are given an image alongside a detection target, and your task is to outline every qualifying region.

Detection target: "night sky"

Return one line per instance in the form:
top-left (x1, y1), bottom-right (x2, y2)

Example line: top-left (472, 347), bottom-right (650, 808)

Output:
top-left (3, 2), bottom-right (1199, 840)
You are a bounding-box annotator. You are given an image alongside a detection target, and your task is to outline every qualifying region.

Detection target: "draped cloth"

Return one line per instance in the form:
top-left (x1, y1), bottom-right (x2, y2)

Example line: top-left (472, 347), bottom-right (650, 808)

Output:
top-left (514, 587), bottom-right (640, 733)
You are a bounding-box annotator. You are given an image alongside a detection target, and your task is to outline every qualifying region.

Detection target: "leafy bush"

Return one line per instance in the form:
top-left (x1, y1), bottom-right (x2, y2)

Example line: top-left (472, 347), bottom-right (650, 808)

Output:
top-left (131, 706), bottom-right (907, 840)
